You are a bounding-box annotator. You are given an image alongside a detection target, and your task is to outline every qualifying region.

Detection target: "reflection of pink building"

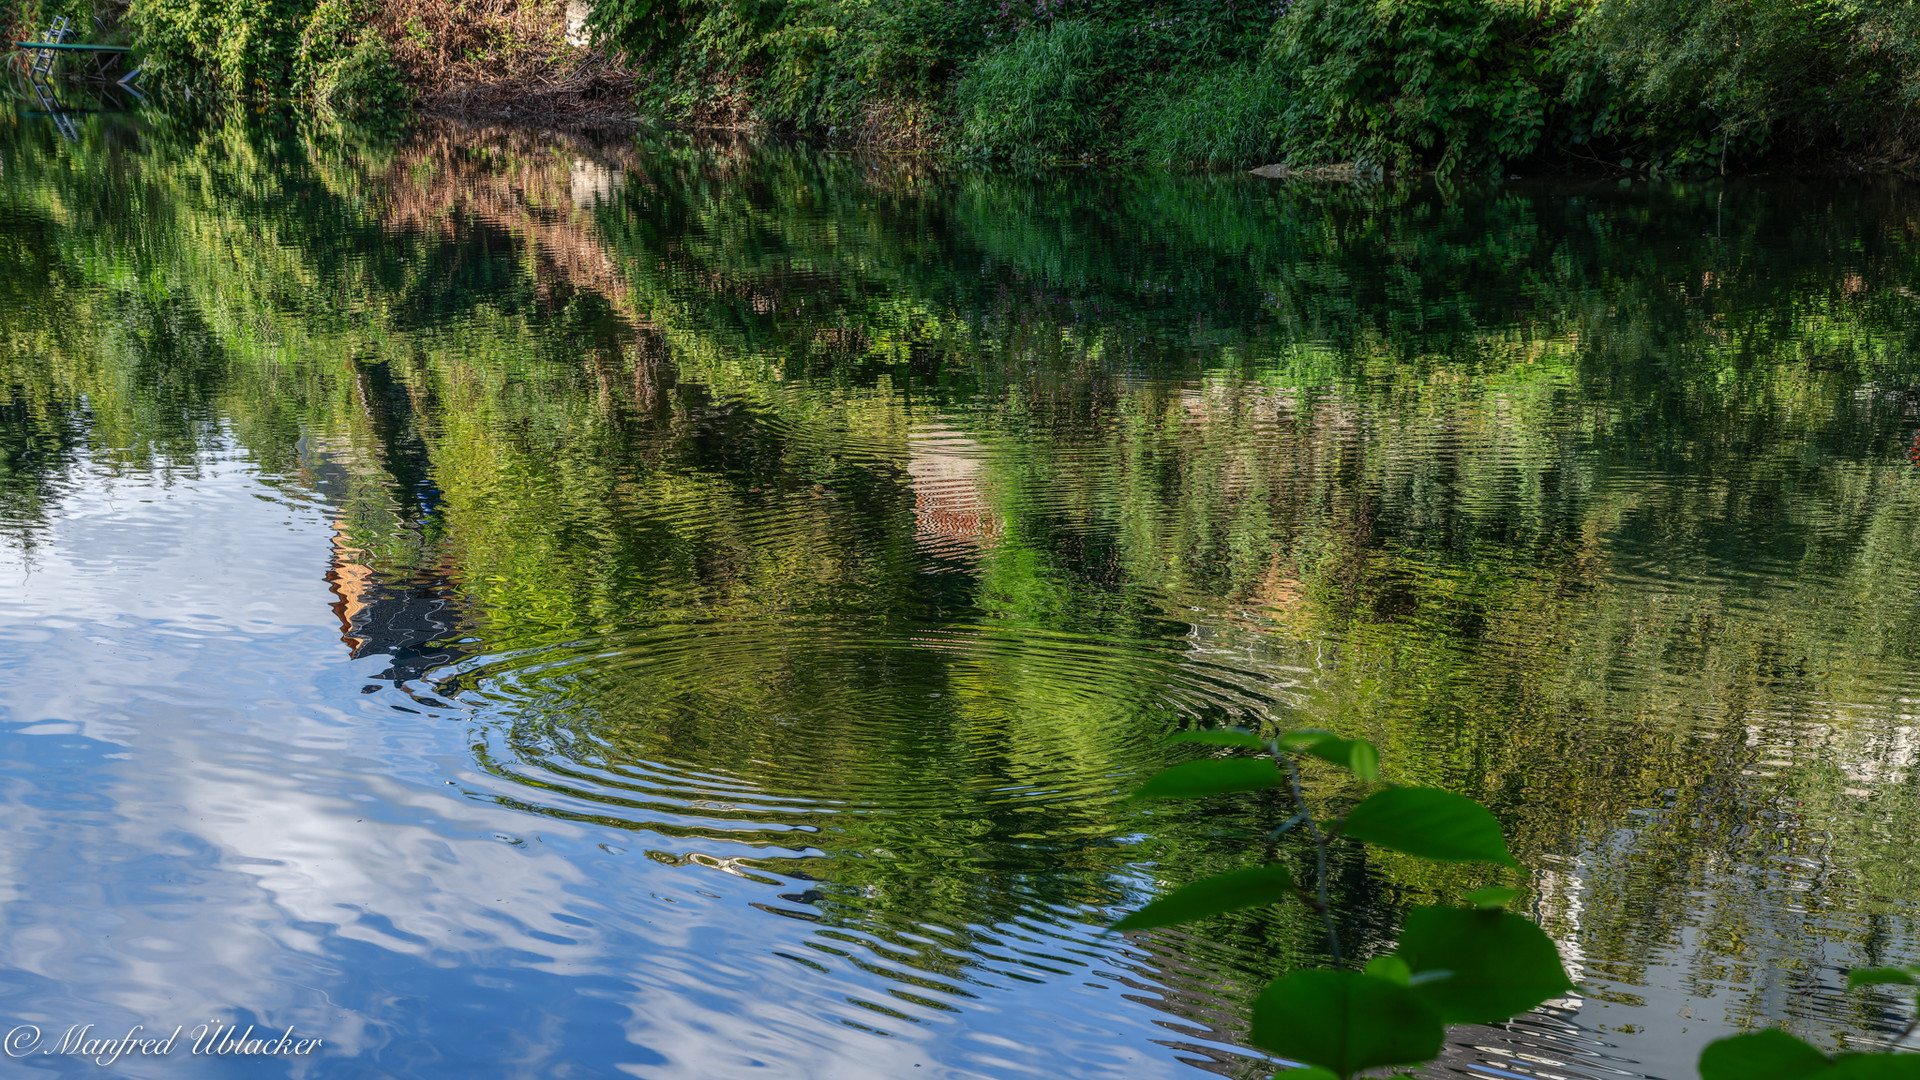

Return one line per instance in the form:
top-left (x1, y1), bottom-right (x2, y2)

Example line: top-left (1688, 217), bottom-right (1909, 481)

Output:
top-left (907, 425), bottom-right (1000, 556)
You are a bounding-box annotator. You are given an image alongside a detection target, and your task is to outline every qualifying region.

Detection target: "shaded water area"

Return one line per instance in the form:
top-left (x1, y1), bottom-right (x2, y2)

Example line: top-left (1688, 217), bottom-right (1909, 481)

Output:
top-left (3, 102), bottom-right (1920, 1080)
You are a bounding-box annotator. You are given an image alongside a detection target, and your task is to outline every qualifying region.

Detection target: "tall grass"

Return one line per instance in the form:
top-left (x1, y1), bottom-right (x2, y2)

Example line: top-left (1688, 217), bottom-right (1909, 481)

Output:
top-left (1129, 62), bottom-right (1294, 169)
top-left (951, 20), bottom-right (1123, 165)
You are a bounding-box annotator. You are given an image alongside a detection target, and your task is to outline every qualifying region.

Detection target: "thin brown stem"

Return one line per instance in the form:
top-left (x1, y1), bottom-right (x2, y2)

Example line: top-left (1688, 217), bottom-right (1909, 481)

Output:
top-left (1273, 748), bottom-right (1343, 969)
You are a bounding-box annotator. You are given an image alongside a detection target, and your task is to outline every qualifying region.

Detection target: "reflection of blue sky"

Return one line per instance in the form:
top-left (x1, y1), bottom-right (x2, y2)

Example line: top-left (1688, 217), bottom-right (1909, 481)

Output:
top-left (7, 440), bottom-right (1910, 1080)
top-left (0, 446), bottom-right (1243, 1079)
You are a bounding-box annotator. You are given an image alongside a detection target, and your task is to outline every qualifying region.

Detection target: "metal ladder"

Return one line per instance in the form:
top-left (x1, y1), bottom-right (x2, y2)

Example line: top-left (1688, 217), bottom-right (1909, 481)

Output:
top-left (29, 16), bottom-right (72, 78)
top-left (24, 16), bottom-right (78, 141)
top-left (28, 76), bottom-right (78, 140)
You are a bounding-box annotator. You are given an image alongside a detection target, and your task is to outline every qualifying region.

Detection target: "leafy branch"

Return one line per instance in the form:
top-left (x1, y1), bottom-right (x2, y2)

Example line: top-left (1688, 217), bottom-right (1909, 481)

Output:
top-left (1113, 727), bottom-right (1920, 1080)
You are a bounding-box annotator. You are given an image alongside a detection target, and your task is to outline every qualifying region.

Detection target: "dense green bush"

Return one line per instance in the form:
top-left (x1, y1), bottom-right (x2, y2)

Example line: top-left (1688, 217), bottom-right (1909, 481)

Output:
top-left (1268, 0), bottom-right (1570, 176)
top-left (122, 0), bottom-right (406, 113)
top-left (589, 0), bottom-right (985, 130)
top-left (952, 20), bottom-right (1122, 164)
top-left (312, 36), bottom-right (410, 119)
top-left (1127, 61), bottom-right (1293, 169)
top-left (588, 0), bottom-right (1586, 173)
top-left (128, 0), bottom-right (313, 95)
top-left (112, 0), bottom-right (1920, 173)
top-left (1570, 0), bottom-right (1920, 171)
top-left (591, 0), bottom-right (1281, 152)
top-left (296, 0), bottom-right (410, 119)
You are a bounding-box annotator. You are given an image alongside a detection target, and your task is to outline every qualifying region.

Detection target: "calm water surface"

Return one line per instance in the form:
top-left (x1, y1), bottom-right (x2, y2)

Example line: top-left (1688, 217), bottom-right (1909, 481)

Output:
top-left (3, 104), bottom-right (1920, 1079)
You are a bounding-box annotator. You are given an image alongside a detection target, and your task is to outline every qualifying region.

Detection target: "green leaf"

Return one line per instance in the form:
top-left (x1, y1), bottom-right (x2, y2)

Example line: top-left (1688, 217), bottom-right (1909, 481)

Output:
top-left (1822, 1055), bottom-right (1920, 1078)
top-left (1305, 737), bottom-right (1381, 781)
top-left (1112, 865), bottom-right (1294, 931)
top-left (1463, 886), bottom-right (1518, 909)
top-left (1132, 758), bottom-right (1280, 800)
top-left (1698, 1031), bottom-right (1832, 1080)
top-left (1285, 1070), bottom-right (1340, 1080)
top-left (1363, 954), bottom-right (1411, 986)
top-left (1848, 967), bottom-right (1920, 988)
top-left (1341, 787), bottom-right (1519, 867)
top-left (1162, 728), bottom-right (1267, 751)
top-left (1345, 740), bottom-right (1380, 781)
top-left (1279, 729), bottom-right (1380, 780)
top-left (1278, 727), bottom-right (1336, 749)
top-left (1396, 906), bottom-right (1573, 1024)
top-left (1250, 969), bottom-right (1444, 1076)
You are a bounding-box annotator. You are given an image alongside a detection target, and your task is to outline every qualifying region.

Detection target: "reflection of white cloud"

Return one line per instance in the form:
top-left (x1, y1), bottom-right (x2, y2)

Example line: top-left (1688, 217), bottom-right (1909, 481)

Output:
top-left (0, 446), bottom-right (1232, 1079)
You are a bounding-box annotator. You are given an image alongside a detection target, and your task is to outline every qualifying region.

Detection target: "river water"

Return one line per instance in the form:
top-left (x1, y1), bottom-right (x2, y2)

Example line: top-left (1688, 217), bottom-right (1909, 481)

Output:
top-left (2, 104), bottom-right (1918, 1079)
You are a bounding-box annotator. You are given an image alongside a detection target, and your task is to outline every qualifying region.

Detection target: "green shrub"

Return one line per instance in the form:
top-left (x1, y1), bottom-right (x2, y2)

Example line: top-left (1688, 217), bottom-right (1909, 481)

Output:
top-left (1569, 0), bottom-right (1920, 172)
top-left (128, 0), bottom-right (313, 95)
top-left (311, 36), bottom-right (410, 119)
top-left (953, 20), bottom-right (1123, 164)
top-left (1130, 61), bottom-right (1294, 170)
top-left (1269, 0), bottom-right (1572, 177)
top-left (293, 0), bottom-right (359, 88)
top-left (296, 0), bottom-right (409, 120)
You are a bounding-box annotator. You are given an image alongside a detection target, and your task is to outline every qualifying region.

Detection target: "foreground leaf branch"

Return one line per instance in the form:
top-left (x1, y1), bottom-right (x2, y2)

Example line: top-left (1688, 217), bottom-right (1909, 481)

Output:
top-left (1115, 727), bottom-right (1920, 1080)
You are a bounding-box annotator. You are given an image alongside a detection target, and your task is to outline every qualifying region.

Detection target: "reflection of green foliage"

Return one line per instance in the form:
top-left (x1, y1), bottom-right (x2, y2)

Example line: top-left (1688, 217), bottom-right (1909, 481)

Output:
top-left (8, 115), bottom-right (1920, 1056)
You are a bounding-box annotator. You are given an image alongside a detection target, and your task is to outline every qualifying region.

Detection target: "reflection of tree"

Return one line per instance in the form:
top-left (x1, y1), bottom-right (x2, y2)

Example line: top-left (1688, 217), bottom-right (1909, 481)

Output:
top-left (8, 108), bottom-right (1920, 1067)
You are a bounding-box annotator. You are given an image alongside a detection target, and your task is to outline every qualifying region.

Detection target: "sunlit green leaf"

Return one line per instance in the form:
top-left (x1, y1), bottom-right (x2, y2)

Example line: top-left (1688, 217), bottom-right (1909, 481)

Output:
top-left (1396, 906), bottom-right (1572, 1024)
top-left (1849, 967), bottom-right (1920, 988)
top-left (1112, 865), bottom-right (1294, 931)
top-left (1250, 969), bottom-right (1444, 1076)
top-left (1132, 758), bottom-right (1280, 800)
top-left (1346, 740), bottom-right (1380, 781)
top-left (1301, 735), bottom-right (1380, 781)
top-left (1463, 886), bottom-right (1519, 909)
top-left (1363, 954), bottom-right (1411, 986)
top-left (1278, 728), bottom-right (1336, 749)
top-left (1162, 728), bottom-right (1267, 750)
top-left (1341, 787), bottom-right (1519, 866)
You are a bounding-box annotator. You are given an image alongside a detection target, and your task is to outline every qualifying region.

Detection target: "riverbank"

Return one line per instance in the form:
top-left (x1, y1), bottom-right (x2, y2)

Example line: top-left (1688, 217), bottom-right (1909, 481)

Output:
top-left (580, 0), bottom-right (1920, 178)
top-left (12, 0), bottom-right (1920, 176)
top-left (5, 0), bottom-right (640, 124)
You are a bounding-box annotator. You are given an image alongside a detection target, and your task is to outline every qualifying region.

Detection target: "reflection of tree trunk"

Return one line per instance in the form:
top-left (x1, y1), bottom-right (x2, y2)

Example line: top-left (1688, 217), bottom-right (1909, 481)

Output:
top-left (629, 325), bottom-right (676, 413)
top-left (351, 354), bottom-right (441, 521)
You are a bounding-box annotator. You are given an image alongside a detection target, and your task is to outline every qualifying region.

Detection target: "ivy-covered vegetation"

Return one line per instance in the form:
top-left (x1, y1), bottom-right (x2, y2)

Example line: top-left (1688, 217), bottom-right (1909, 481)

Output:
top-left (585, 0), bottom-right (1920, 174)
top-left (11, 0), bottom-right (1919, 173)
top-left (4, 0), bottom-right (627, 120)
